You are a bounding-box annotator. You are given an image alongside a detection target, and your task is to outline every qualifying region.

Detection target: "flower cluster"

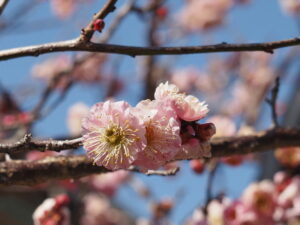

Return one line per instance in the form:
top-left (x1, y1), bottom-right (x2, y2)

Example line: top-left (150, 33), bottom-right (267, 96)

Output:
top-left (279, 0), bottom-right (300, 16)
top-left (32, 194), bottom-right (70, 225)
top-left (178, 0), bottom-right (232, 32)
top-left (185, 172), bottom-right (300, 225)
top-left (275, 146), bottom-right (300, 168)
top-left (82, 82), bottom-right (215, 171)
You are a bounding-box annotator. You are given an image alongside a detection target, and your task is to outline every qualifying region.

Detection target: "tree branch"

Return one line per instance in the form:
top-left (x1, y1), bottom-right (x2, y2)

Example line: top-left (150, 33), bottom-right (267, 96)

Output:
top-left (0, 155), bottom-right (179, 186)
top-left (1, 37), bottom-right (300, 61)
top-left (0, 134), bottom-right (82, 154)
top-left (0, 127), bottom-right (300, 185)
top-left (79, 0), bottom-right (117, 42)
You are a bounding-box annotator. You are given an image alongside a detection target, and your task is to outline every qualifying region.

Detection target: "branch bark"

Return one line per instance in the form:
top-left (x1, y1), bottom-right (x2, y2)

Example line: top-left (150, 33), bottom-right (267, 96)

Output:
top-left (1, 37), bottom-right (300, 61)
top-left (0, 127), bottom-right (300, 185)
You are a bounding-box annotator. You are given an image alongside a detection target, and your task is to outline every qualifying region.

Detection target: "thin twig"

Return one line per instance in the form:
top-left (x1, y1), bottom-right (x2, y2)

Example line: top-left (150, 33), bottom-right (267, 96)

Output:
top-left (266, 77), bottom-right (280, 127)
top-left (205, 161), bottom-right (219, 208)
top-left (1, 37), bottom-right (300, 61)
top-left (0, 134), bottom-right (82, 154)
top-left (79, 0), bottom-right (117, 42)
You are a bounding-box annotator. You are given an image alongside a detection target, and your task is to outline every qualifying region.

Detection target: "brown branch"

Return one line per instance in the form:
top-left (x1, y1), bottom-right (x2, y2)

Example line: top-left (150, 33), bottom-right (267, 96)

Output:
top-left (209, 127), bottom-right (300, 158)
top-left (0, 127), bottom-right (300, 185)
top-left (1, 37), bottom-right (300, 61)
top-left (0, 134), bottom-right (82, 154)
top-left (0, 155), bottom-right (179, 186)
top-left (79, 0), bottom-right (117, 42)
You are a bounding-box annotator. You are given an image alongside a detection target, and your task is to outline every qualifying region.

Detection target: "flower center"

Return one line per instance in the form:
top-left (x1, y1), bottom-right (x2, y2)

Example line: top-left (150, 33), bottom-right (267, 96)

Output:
top-left (104, 125), bottom-right (124, 146)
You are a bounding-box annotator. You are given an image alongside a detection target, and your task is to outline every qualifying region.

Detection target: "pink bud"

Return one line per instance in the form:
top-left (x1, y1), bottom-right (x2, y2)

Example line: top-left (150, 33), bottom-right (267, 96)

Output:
top-left (55, 194), bottom-right (70, 207)
top-left (93, 19), bottom-right (105, 32)
top-left (190, 159), bottom-right (205, 174)
top-left (196, 123), bottom-right (216, 141)
top-left (155, 7), bottom-right (168, 19)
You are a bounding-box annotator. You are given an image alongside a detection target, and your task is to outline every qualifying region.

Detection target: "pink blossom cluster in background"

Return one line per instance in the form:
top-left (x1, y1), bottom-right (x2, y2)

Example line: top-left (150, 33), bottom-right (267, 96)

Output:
top-left (31, 54), bottom-right (106, 90)
top-left (50, 0), bottom-right (93, 19)
top-left (275, 146), bottom-right (300, 168)
top-left (82, 82), bottom-right (216, 171)
top-left (33, 194), bottom-right (70, 225)
top-left (279, 0), bottom-right (300, 16)
top-left (33, 193), bottom-right (132, 225)
top-left (178, 0), bottom-right (233, 32)
top-left (185, 172), bottom-right (300, 225)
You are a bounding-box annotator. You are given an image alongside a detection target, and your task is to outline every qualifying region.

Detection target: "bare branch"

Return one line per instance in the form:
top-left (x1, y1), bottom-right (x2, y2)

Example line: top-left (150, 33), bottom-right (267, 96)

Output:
top-left (0, 127), bottom-right (299, 185)
top-left (0, 155), bottom-right (179, 186)
top-left (79, 0), bottom-right (117, 42)
top-left (1, 37), bottom-right (300, 61)
top-left (0, 134), bottom-right (82, 154)
top-left (209, 127), bottom-right (300, 158)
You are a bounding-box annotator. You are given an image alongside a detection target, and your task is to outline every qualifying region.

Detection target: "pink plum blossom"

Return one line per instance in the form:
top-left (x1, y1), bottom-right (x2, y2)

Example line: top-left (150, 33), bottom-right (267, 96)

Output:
top-left (72, 54), bottom-right (106, 83)
top-left (279, 0), bottom-right (300, 16)
top-left (154, 82), bottom-right (208, 121)
top-left (90, 170), bottom-right (130, 196)
top-left (275, 147), bottom-right (300, 168)
top-left (67, 102), bottom-right (89, 136)
top-left (31, 55), bottom-right (72, 89)
top-left (242, 180), bottom-right (277, 218)
top-left (51, 0), bottom-right (76, 19)
top-left (224, 201), bottom-right (258, 225)
top-left (132, 100), bottom-right (181, 170)
top-left (33, 194), bottom-right (70, 225)
top-left (178, 0), bottom-right (232, 32)
top-left (170, 67), bottom-right (199, 92)
top-left (82, 100), bottom-right (146, 170)
top-left (80, 194), bottom-right (131, 225)
top-left (207, 199), bottom-right (229, 225)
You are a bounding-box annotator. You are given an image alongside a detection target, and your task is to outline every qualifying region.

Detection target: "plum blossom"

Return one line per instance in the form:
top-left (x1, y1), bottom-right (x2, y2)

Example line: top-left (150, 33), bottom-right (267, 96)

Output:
top-left (67, 102), bottom-right (89, 136)
top-left (90, 170), bottom-right (130, 196)
top-left (178, 0), bottom-right (232, 32)
top-left (80, 194), bottom-right (131, 225)
top-left (31, 55), bottom-right (72, 89)
top-left (275, 147), bottom-right (300, 168)
top-left (82, 100), bottom-right (146, 170)
top-left (242, 180), bottom-right (276, 218)
top-left (33, 194), bottom-right (70, 225)
top-left (279, 0), bottom-right (300, 16)
top-left (133, 100), bottom-right (181, 170)
top-left (51, 0), bottom-right (76, 19)
top-left (170, 67), bottom-right (199, 92)
top-left (224, 201), bottom-right (258, 225)
top-left (154, 82), bottom-right (208, 121)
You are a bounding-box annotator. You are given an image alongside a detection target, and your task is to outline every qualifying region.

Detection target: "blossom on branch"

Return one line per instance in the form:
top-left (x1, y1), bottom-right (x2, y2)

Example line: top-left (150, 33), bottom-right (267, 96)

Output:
top-left (32, 194), bottom-right (70, 225)
top-left (82, 82), bottom-right (214, 171)
top-left (155, 82), bottom-right (208, 121)
top-left (82, 100), bottom-right (147, 170)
